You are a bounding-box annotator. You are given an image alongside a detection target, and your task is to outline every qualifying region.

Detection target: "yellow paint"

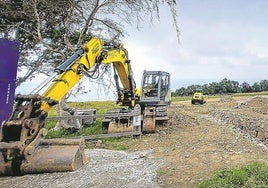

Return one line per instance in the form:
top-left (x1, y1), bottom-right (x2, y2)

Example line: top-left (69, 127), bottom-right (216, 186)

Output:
top-left (40, 38), bottom-right (133, 112)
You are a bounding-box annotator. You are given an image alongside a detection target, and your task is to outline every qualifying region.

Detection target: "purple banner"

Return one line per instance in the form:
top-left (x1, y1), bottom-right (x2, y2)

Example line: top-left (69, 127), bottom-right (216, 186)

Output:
top-left (0, 38), bottom-right (20, 125)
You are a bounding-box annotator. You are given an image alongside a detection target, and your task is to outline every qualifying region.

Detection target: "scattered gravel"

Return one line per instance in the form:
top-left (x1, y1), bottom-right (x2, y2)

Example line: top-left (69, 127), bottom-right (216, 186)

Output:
top-left (1, 95), bottom-right (268, 187)
top-left (0, 149), bottom-right (164, 188)
top-left (209, 96), bottom-right (268, 145)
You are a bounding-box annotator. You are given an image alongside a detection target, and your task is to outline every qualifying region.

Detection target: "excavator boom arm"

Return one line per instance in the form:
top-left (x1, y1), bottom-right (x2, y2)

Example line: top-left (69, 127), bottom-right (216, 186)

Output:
top-left (41, 38), bottom-right (103, 112)
top-left (41, 38), bottom-right (135, 111)
top-left (0, 37), bottom-right (137, 176)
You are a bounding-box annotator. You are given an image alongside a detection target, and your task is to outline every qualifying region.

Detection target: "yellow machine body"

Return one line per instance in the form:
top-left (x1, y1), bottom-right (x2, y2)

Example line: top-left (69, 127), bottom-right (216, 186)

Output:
top-left (0, 38), bottom-right (136, 176)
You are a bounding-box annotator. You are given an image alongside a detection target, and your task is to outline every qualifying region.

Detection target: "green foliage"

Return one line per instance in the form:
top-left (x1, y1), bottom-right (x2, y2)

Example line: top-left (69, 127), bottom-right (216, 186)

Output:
top-left (101, 137), bottom-right (130, 150)
top-left (68, 101), bottom-right (120, 114)
top-left (45, 120), bottom-right (57, 130)
top-left (158, 168), bottom-right (167, 175)
top-left (114, 145), bottom-right (129, 150)
top-left (45, 119), bottom-right (103, 139)
top-left (45, 100), bottom-right (118, 138)
top-left (195, 162), bottom-right (268, 188)
top-left (172, 96), bottom-right (191, 102)
top-left (1, 0), bottom-right (178, 87)
top-left (172, 79), bottom-right (268, 97)
top-left (77, 119), bottom-right (103, 136)
top-left (46, 128), bottom-right (70, 139)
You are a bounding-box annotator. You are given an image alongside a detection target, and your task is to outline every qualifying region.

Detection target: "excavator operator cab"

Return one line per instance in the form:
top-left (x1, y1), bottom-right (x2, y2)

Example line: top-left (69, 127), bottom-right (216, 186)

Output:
top-left (140, 70), bottom-right (171, 106)
top-left (142, 74), bottom-right (159, 97)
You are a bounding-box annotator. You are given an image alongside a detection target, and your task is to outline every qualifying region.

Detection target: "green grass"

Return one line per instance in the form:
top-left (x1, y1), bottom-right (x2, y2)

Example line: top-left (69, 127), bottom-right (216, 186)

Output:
top-left (68, 100), bottom-right (120, 114)
top-left (45, 100), bottom-right (118, 138)
top-left (171, 96), bottom-right (191, 102)
top-left (171, 91), bottom-right (268, 103)
top-left (47, 100), bottom-right (119, 117)
top-left (195, 162), bottom-right (268, 188)
top-left (233, 91), bottom-right (268, 97)
top-left (100, 137), bottom-right (130, 150)
top-left (45, 118), bottom-right (130, 151)
top-left (158, 168), bottom-right (167, 176)
top-left (44, 100), bottom-right (137, 151)
top-left (45, 119), bottom-right (103, 139)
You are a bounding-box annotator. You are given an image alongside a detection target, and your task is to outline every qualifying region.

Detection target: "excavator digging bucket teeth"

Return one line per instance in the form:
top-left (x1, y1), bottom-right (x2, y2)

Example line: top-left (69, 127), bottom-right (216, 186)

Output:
top-left (103, 105), bottom-right (141, 134)
top-left (102, 109), bottom-right (134, 134)
top-left (0, 138), bottom-right (88, 176)
top-left (108, 120), bottom-right (134, 133)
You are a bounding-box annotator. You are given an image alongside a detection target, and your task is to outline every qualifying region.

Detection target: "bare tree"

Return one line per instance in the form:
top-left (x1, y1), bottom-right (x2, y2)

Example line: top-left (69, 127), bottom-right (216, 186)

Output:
top-left (1, 0), bottom-right (179, 128)
top-left (1, 0), bottom-right (178, 85)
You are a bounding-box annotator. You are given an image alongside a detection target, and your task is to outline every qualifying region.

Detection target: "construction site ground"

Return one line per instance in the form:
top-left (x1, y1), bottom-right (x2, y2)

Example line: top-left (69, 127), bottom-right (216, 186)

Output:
top-left (1, 95), bottom-right (268, 187)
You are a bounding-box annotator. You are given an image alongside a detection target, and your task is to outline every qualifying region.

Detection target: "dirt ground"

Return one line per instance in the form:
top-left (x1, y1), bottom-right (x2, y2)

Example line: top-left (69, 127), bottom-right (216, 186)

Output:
top-left (125, 95), bottom-right (268, 187)
top-left (0, 95), bottom-right (268, 187)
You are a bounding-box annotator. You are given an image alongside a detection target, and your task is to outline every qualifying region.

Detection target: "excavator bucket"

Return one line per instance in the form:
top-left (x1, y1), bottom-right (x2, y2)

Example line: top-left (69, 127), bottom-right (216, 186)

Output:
top-left (0, 128), bottom-right (88, 176)
top-left (107, 119), bottom-right (134, 133)
top-left (102, 105), bottom-right (141, 134)
top-left (20, 138), bottom-right (88, 174)
top-left (0, 94), bottom-right (88, 176)
top-left (102, 109), bottom-right (134, 134)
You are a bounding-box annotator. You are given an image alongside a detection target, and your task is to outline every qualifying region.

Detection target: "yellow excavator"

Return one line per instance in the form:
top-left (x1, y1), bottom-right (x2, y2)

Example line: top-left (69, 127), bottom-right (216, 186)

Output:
top-left (102, 70), bottom-right (171, 133)
top-left (0, 37), bottom-right (170, 176)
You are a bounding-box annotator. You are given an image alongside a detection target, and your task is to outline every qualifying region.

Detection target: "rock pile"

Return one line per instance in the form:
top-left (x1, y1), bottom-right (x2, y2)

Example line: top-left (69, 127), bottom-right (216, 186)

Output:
top-left (209, 110), bottom-right (268, 142)
top-left (234, 96), bottom-right (268, 114)
top-left (209, 96), bottom-right (268, 145)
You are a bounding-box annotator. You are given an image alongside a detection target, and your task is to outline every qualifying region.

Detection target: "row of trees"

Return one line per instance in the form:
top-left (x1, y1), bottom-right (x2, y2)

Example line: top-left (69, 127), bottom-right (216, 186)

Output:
top-left (172, 78), bottom-right (268, 97)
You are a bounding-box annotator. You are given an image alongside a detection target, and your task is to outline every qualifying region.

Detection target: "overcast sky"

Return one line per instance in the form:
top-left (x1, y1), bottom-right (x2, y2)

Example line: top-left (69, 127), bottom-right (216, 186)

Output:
top-left (123, 0), bottom-right (268, 89)
top-left (16, 0), bottom-right (268, 101)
